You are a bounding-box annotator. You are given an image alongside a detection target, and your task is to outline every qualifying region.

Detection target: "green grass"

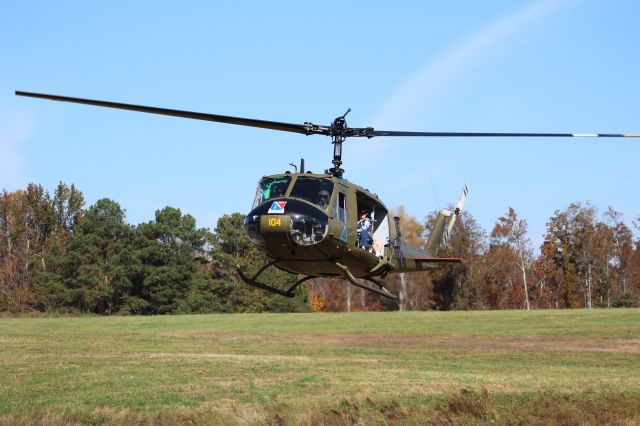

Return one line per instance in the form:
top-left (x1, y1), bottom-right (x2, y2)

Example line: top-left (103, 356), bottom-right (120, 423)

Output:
top-left (1, 309), bottom-right (639, 424)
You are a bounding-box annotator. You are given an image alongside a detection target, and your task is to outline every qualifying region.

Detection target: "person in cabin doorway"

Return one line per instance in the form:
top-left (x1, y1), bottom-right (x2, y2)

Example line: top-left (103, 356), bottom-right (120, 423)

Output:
top-left (357, 210), bottom-right (371, 250)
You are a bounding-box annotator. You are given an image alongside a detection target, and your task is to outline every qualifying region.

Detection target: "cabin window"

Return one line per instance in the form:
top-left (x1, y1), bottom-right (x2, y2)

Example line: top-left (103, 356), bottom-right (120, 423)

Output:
top-left (289, 177), bottom-right (334, 210)
top-left (253, 176), bottom-right (291, 208)
top-left (334, 191), bottom-right (347, 222)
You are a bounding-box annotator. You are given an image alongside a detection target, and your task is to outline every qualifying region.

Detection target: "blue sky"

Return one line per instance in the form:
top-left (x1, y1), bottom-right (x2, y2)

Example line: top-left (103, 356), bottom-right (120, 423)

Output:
top-left (3, 1), bottom-right (640, 249)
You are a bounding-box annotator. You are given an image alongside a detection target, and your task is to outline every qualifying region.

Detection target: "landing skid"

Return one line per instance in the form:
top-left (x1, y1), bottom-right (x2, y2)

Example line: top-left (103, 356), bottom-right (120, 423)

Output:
top-left (236, 260), bottom-right (315, 298)
top-left (237, 260), bottom-right (398, 301)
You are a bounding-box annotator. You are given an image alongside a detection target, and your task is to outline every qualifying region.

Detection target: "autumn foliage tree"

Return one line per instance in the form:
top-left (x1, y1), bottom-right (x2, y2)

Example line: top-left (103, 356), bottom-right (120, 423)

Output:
top-left (537, 203), bottom-right (638, 308)
top-left (0, 183), bottom-right (84, 311)
top-left (425, 209), bottom-right (487, 310)
top-left (489, 208), bottom-right (533, 310)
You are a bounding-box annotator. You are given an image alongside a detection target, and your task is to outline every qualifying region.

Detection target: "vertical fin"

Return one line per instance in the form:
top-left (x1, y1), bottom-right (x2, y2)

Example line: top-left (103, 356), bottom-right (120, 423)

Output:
top-left (425, 209), bottom-right (451, 255)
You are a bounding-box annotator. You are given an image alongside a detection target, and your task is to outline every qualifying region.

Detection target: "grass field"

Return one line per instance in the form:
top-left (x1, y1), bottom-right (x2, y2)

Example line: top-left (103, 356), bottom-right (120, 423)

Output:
top-left (1, 309), bottom-right (639, 425)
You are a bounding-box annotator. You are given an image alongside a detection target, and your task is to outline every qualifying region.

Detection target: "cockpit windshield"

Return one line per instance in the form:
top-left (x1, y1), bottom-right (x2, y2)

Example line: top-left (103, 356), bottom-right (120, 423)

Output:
top-left (289, 177), bottom-right (334, 210)
top-left (253, 176), bottom-right (291, 208)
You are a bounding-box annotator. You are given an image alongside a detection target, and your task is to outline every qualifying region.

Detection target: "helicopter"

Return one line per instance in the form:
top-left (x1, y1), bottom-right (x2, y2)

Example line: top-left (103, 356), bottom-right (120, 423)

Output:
top-left (15, 91), bottom-right (639, 300)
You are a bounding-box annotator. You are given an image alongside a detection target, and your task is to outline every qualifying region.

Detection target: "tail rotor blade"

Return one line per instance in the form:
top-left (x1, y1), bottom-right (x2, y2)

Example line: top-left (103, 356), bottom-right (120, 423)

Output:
top-left (445, 184), bottom-right (469, 244)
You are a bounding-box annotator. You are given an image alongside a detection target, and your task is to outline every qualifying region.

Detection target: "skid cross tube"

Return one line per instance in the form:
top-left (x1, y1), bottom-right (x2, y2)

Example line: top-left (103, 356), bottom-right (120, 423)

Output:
top-left (335, 262), bottom-right (398, 300)
top-left (236, 260), bottom-right (315, 298)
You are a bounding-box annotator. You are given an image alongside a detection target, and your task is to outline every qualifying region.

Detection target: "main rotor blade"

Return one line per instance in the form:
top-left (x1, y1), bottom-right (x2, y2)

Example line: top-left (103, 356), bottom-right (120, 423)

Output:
top-left (16, 91), bottom-right (639, 139)
top-left (370, 130), bottom-right (639, 138)
top-left (15, 91), bottom-right (324, 136)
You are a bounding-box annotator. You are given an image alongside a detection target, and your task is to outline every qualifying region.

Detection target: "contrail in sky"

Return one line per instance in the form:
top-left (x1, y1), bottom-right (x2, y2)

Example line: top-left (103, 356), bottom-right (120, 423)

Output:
top-left (373, 0), bottom-right (569, 129)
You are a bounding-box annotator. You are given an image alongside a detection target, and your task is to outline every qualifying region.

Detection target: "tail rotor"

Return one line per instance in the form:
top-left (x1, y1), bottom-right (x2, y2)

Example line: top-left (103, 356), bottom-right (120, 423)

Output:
top-left (444, 184), bottom-right (469, 245)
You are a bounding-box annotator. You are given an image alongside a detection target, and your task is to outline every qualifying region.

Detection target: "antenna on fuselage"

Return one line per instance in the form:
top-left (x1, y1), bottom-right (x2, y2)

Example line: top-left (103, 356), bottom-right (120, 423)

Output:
top-left (300, 158), bottom-right (305, 174)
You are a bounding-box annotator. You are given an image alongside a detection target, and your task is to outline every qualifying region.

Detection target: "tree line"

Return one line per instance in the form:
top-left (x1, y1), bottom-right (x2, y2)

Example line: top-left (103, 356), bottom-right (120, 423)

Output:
top-left (0, 183), bottom-right (308, 314)
top-left (1, 182), bottom-right (638, 314)
top-left (374, 204), bottom-right (637, 311)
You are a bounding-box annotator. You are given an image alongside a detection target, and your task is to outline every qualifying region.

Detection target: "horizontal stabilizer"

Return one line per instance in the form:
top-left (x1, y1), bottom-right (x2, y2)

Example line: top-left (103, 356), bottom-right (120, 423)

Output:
top-left (415, 257), bottom-right (463, 263)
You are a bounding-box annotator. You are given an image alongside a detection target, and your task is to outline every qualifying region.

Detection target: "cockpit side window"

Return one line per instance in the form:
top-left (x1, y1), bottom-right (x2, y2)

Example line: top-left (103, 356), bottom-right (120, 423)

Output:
top-left (289, 177), bottom-right (334, 210)
top-left (253, 176), bottom-right (291, 208)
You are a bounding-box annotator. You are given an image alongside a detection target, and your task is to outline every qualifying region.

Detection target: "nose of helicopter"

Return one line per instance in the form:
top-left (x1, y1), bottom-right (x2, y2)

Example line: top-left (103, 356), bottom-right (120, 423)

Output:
top-left (243, 199), bottom-right (329, 247)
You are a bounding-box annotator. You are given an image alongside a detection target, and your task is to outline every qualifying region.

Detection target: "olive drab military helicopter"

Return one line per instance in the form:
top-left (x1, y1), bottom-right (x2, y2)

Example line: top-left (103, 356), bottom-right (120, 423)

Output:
top-left (15, 91), bottom-right (640, 300)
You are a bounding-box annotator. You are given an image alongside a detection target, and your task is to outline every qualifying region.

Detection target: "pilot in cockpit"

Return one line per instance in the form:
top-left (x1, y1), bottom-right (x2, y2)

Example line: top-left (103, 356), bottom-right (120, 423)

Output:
top-left (317, 189), bottom-right (330, 209)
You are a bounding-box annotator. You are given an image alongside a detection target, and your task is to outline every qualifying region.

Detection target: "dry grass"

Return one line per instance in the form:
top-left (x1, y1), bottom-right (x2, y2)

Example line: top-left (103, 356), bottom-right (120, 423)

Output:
top-left (3, 391), bottom-right (637, 426)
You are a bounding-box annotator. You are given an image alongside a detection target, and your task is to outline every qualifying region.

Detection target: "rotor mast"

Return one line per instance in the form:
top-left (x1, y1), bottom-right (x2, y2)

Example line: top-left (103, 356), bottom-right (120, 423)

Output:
top-left (324, 109), bottom-right (375, 178)
top-left (328, 108), bottom-right (350, 178)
